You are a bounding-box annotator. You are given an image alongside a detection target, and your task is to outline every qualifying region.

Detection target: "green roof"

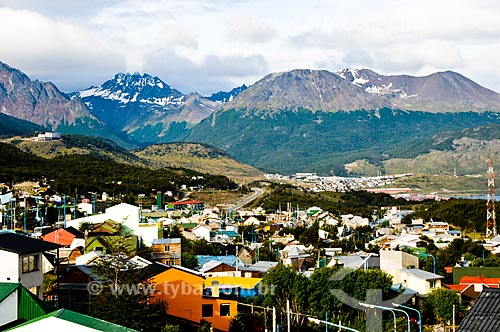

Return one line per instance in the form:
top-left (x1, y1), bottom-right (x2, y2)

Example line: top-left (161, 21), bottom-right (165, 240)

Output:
top-left (7, 308), bottom-right (138, 332)
top-left (0, 283), bottom-right (18, 302)
top-left (0, 282), bottom-right (54, 322)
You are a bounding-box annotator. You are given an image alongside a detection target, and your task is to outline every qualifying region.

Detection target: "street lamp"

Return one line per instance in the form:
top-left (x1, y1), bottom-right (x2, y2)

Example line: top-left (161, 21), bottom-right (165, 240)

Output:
top-left (360, 303), bottom-right (397, 332)
top-left (88, 192), bottom-right (96, 214)
top-left (308, 317), bottom-right (360, 332)
top-left (391, 307), bottom-right (410, 332)
top-left (393, 303), bottom-right (422, 332)
top-left (421, 253), bottom-right (436, 274)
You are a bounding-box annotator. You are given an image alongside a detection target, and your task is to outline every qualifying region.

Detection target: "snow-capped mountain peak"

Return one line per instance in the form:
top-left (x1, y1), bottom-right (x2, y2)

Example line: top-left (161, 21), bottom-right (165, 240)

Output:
top-left (77, 72), bottom-right (185, 107)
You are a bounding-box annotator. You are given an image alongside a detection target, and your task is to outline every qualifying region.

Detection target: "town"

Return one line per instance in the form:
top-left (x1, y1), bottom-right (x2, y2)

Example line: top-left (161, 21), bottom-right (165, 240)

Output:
top-left (0, 175), bottom-right (497, 332)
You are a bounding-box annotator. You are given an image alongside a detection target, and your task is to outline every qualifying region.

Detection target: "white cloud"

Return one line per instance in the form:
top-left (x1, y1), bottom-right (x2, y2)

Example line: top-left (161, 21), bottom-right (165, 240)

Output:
top-left (0, 7), bottom-right (123, 91)
top-left (226, 16), bottom-right (276, 43)
top-left (1, 0), bottom-right (500, 93)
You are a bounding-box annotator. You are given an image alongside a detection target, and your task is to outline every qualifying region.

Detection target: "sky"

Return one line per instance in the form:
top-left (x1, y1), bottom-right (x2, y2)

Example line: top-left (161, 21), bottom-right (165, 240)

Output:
top-left (0, 0), bottom-right (499, 95)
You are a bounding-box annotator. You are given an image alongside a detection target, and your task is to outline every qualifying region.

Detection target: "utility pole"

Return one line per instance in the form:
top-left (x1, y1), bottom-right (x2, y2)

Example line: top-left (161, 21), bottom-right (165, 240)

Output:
top-left (486, 158), bottom-right (497, 237)
top-left (287, 299), bottom-right (291, 332)
top-left (453, 304), bottom-right (456, 332)
top-left (273, 307), bottom-right (276, 332)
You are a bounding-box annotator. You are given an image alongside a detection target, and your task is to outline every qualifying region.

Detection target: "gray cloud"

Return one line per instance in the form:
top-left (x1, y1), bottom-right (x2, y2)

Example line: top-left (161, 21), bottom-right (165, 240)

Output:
top-left (144, 50), bottom-right (268, 95)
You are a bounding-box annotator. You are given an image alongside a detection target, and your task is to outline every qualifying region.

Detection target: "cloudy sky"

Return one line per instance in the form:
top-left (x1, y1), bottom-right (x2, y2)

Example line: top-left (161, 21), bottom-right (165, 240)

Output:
top-left (0, 0), bottom-right (499, 95)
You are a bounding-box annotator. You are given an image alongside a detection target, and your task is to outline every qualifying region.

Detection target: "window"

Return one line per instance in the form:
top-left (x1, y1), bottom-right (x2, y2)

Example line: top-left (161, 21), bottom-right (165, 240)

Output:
top-left (164, 245), bottom-right (170, 252)
top-left (202, 304), bottom-right (213, 317)
top-left (22, 255), bottom-right (38, 273)
top-left (220, 303), bottom-right (231, 317)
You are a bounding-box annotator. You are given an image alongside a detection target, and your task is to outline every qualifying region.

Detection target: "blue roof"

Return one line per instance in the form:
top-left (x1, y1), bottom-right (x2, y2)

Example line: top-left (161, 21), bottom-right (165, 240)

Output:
top-left (218, 230), bottom-right (238, 237)
top-left (196, 255), bottom-right (240, 268)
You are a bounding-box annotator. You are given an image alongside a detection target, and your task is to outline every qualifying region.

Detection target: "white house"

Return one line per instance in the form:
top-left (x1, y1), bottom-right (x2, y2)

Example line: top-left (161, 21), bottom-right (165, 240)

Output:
top-left (0, 232), bottom-right (60, 299)
top-left (396, 268), bottom-right (443, 296)
top-left (66, 203), bottom-right (159, 246)
top-left (192, 224), bottom-right (211, 242)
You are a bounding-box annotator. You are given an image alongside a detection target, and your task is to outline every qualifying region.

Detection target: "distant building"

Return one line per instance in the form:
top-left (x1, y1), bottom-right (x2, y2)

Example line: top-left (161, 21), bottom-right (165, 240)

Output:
top-left (151, 238), bottom-right (181, 265)
top-left (32, 132), bottom-right (61, 141)
top-left (167, 200), bottom-right (205, 211)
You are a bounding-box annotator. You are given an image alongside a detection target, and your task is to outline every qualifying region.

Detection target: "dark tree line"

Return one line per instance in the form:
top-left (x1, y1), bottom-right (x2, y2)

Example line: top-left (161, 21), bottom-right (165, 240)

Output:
top-left (0, 142), bottom-right (237, 197)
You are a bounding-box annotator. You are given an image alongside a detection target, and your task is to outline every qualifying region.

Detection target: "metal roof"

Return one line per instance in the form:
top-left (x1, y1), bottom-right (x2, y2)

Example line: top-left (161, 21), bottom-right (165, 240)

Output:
top-left (0, 282), bottom-right (54, 325)
top-left (401, 268), bottom-right (443, 280)
top-left (0, 232), bottom-right (61, 254)
top-left (458, 288), bottom-right (500, 332)
top-left (0, 283), bottom-right (18, 302)
top-left (7, 308), bottom-right (137, 332)
top-left (152, 238), bottom-right (181, 245)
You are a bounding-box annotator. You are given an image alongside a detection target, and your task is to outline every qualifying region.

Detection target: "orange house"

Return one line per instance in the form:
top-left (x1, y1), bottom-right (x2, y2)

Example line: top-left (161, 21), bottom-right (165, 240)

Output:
top-left (149, 265), bottom-right (238, 331)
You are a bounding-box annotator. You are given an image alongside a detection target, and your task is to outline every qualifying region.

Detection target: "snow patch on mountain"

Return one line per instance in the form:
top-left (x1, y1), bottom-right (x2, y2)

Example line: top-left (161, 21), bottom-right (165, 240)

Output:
top-left (77, 73), bottom-right (184, 107)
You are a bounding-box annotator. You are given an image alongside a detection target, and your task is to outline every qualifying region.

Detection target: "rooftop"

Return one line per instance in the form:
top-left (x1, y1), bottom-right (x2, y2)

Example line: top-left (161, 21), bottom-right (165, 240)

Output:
top-left (401, 268), bottom-right (444, 280)
top-left (152, 238), bottom-right (181, 245)
top-left (458, 288), bottom-right (500, 332)
top-left (7, 308), bottom-right (138, 332)
top-left (0, 232), bottom-right (61, 254)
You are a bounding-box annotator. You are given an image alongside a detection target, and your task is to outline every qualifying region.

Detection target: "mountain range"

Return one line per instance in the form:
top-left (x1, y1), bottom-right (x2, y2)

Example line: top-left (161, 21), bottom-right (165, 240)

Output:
top-left (2, 60), bottom-right (500, 175)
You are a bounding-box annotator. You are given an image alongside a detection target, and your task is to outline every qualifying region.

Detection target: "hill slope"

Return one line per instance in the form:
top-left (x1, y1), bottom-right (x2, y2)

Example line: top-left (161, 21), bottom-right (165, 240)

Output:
top-left (2, 135), bottom-right (261, 183)
top-left (0, 113), bottom-right (46, 137)
top-left (133, 143), bottom-right (263, 183)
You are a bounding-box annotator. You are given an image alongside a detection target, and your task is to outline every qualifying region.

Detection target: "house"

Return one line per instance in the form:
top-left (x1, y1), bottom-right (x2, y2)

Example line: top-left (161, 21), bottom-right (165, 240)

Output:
top-left (446, 275), bottom-right (500, 303)
top-left (205, 276), bottom-right (263, 298)
top-left (280, 244), bottom-right (314, 271)
top-left (85, 235), bottom-right (138, 255)
top-left (43, 227), bottom-right (84, 247)
top-left (196, 255), bottom-right (245, 271)
top-left (66, 203), bottom-right (160, 246)
top-left (214, 230), bottom-right (239, 244)
top-left (55, 247), bottom-right (83, 266)
top-left (56, 265), bottom-right (100, 314)
top-left (341, 214), bottom-right (370, 229)
top-left (151, 238), bottom-right (181, 265)
top-left (198, 260), bottom-right (259, 278)
top-left (87, 220), bottom-right (123, 236)
top-left (458, 288), bottom-right (500, 332)
top-left (0, 232), bottom-right (61, 299)
top-left (149, 265), bottom-right (237, 331)
top-left (192, 225), bottom-right (211, 242)
top-left (250, 261), bottom-right (278, 274)
top-left (396, 268), bottom-right (443, 296)
top-left (237, 247), bottom-right (253, 265)
top-left (33, 132), bottom-right (61, 141)
top-left (327, 253), bottom-right (379, 270)
top-left (0, 282), bottom-right (53, 329)
top-left (427, 221), bottom-right (449, 234)
top-left (7, 308), bottom-right (137, 332)
top-left (167, 200), bottom-right (205, 211)
top-left (404, 224), bottom-right (425, 234)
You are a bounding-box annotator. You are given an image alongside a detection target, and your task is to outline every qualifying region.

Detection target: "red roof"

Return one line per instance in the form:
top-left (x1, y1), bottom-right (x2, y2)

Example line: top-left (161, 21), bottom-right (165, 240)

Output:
top-left (169, 200), bottom-right (204, 205)
top-left (445, 284), bottom-right (469, 292)
top-left (43, 228), bottom-right (77, 246)
top-left (460, 276), bottom-right (500, 288)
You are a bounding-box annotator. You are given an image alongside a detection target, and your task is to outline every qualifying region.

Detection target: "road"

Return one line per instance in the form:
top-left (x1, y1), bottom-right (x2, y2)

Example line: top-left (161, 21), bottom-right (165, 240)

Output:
top-left (227, 187), bottom-right (265, 215)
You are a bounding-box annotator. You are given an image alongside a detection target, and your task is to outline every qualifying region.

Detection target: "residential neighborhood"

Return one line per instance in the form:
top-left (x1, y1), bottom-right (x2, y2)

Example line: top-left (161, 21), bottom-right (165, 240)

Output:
top-left (0, 180), bottom-right (499, 332)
